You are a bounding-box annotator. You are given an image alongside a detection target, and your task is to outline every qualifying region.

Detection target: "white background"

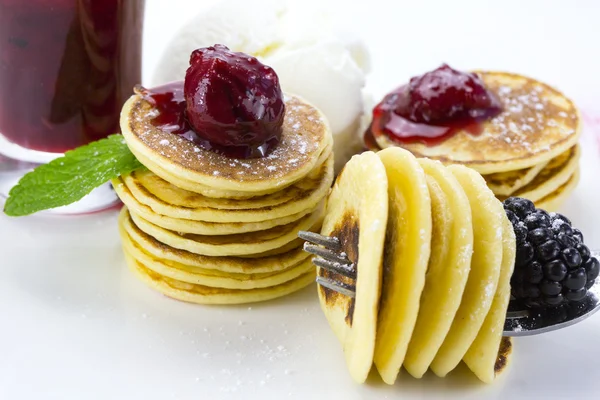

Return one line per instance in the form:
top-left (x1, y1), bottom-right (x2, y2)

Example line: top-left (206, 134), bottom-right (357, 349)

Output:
top-left (2, 0), bottom-right (600, 399)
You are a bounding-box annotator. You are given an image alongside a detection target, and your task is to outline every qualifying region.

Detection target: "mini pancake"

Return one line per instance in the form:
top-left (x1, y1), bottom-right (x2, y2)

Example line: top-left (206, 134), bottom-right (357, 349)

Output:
top-left (128, 202), bottom-right (325, 257)
top-left (484, 160), bottom-right (549, 196)
top-left (121, 92), bottom-right (333, 193)
top-left (373, 147), bottom-right (432, 385)
top-left (494, 337), bottom-right (514, 379)
top-left (536, 167), bottom-right (580, 211)
top-left (114, 179), bottom-right (313, 235)
top-left (464, 215), bottom-right (516, 383)
top-left (129, 153), bottom-right (333, 209)
top-left (431, 165), bottom-right (504, 377)
top-left (143, 139), bottom-right (333, 199)
top-left (318, 151), bottom-right (388, 384)
top-left (116, 159), bottom-right (331, 223)
top-left (125, 252), bottom-right (316, 305)
top-left (120, 227), bottom-right (313, 290)
top-left (499, 145), bottom-right (580, 202)
top-left (403, 159), bottom-right (473, 379)
top-left (375, 71), bottom-right (581, 174)
top-left (119, 208), bottom-right (310, 274)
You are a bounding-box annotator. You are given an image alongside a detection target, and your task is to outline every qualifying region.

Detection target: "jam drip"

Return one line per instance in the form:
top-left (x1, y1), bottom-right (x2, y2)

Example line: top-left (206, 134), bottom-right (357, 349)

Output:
top-left (138, 82), bottom-right (278, 159)
top-left (368, 64), bottom-right (503, 147)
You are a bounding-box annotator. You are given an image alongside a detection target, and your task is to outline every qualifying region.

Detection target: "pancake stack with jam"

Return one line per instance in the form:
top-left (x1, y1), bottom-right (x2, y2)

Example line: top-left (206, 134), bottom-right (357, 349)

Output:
top-left (114, 45), bottom-right (333, 304)
top-left (365, 65), bottom-right (581, 211)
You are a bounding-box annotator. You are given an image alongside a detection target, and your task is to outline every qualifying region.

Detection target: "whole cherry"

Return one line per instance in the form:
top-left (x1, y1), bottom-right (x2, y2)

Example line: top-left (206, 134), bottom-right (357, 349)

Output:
top-left (184, 44), bottom-right (285, 147)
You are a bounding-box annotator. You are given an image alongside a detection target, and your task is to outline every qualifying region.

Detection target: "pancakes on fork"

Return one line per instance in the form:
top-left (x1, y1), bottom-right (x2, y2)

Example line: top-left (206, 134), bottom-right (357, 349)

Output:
top-left (116, 90), bottom-right (334, 304)
top-left (370, 71), bottom-right (582, 208)
top-left (314, 149), bottom-right (514, 384)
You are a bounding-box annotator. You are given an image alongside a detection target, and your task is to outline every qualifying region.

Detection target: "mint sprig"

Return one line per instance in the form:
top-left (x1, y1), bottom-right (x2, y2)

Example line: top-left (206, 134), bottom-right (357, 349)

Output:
top-left (4, 134), bottom-right (143, 216)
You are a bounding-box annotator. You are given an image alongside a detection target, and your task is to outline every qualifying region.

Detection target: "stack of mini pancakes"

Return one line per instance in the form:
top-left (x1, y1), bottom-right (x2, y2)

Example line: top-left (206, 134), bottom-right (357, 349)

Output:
top-left (114, 93), bottom-right (334, 304)
top-left (370, 72), bottom-right (581, 211)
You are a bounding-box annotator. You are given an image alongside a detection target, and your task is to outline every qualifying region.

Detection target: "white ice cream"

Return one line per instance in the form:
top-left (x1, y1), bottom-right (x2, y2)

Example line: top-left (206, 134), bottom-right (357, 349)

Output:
top-left (152, 0), bottom-right (369, 172)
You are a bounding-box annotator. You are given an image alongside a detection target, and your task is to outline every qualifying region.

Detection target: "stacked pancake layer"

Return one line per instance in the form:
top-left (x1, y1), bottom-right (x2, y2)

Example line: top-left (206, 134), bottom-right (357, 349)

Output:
top-left (115, 93), bottom-right (334, 304)
top-left (317, 148), bottom-right (515, 384)
top-left (371, 72), bottom-right (582, 210)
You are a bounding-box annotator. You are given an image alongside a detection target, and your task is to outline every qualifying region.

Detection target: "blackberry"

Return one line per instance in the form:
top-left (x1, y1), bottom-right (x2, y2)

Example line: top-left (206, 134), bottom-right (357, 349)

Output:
top-left (524, 212), bottom-right (551, 230)
top-left (584, 257), bottom-right (600, 281)
top-left (504, 197), bottom-right (597, 309)
top-left (528, 228), bottom-right (553, 245)
top-left (536, 240), bottom-right (561, 261)
top-left (562, 247), bottom-right (582, 269)
top-left (514, 223), bottom-right (528, 243)
top-left (573, 228), bottom-right (584, 243)
top-left (504, 197), bottom-right (535, 219)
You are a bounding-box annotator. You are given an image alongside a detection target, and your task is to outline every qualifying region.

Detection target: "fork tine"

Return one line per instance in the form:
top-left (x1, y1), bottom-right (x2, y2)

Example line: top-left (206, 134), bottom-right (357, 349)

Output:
top-left (298, 231), bottom-right (341, 251)
top-left (303, 243), bottom-right (350, 265)
top-left (312, 257), bottom-right (356, 279)
top-left (316, 276), bottom-right (356, 298)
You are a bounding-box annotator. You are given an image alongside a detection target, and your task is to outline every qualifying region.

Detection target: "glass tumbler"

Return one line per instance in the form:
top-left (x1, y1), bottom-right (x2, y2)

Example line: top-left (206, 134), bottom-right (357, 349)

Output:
top-left (0, 0), bottom-right (145, 214)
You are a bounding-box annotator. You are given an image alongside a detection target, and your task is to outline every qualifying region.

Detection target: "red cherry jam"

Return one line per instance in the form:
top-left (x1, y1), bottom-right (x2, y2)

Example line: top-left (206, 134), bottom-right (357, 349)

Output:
top-left (368, 64), bottom-right (502, 146)
top-left (138, 82), bottom-right (279, 159)
top-left (164, 44), bottom-right (283, 158)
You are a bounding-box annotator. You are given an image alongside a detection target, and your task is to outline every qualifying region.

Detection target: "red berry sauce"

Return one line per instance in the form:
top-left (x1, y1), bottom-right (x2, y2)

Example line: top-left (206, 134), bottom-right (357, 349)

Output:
top-left (367, 64), bottom-right (502, 147)
top-left (140, 45), bottom-right (285, 159)
top-left (138, 81), bottom-right (279, 159)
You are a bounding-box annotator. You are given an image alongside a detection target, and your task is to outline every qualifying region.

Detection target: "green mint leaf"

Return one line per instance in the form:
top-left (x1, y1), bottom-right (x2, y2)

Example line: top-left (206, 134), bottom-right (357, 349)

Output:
top-left (3, 134), bottom-right (143, 216)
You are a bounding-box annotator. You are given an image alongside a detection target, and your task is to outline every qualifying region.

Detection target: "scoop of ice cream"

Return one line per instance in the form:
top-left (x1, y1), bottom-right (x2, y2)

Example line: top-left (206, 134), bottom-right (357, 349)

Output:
top-left (152, 0), bottom-right (286, 85)
top-left (265, 40), bottom-right (366, 172)
top-left (152, 0), bottom-right (370, 172)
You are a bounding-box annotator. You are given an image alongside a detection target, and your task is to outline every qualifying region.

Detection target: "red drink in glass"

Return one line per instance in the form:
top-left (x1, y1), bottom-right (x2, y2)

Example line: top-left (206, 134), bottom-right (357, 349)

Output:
top-left (0, 0), bottom-right (145, 154)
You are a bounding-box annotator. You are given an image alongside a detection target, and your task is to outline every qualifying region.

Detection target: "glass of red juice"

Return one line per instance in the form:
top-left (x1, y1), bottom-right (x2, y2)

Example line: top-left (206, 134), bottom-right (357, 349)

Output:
top-left (0, 0), bottom-right (145, 214)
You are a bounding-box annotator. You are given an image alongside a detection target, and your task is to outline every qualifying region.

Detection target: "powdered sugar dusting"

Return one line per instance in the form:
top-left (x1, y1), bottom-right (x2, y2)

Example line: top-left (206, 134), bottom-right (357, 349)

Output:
top-left (484, 281), bottom-right (496, 299)
top-left (483, 79), bottom-right (578, 153)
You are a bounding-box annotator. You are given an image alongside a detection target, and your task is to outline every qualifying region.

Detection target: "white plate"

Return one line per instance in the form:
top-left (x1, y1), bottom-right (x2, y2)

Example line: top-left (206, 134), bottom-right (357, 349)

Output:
top-left (2, 0), bottom-right (600, 398)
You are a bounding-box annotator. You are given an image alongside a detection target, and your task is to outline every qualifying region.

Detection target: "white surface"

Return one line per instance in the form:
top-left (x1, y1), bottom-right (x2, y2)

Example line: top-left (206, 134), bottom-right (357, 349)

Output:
top-left (2, 0), bottom-right (600, 399)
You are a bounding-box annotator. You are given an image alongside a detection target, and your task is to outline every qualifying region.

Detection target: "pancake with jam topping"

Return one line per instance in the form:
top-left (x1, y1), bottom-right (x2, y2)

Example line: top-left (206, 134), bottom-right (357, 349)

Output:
top-left (114, 45), bottom-right (334, 304)
top-left (121, 93), bottom-right (332, 195)
top-left (140, 137), bottom-right (333, 199)
top-left (367, 67), bottom-right (581, 206)
top-left (373, 71), bottom-right (581, 174)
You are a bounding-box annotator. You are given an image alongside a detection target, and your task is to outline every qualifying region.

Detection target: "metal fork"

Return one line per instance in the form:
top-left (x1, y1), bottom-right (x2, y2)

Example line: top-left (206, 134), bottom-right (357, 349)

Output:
top-left (298, 231), bottom-right (600, 337)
